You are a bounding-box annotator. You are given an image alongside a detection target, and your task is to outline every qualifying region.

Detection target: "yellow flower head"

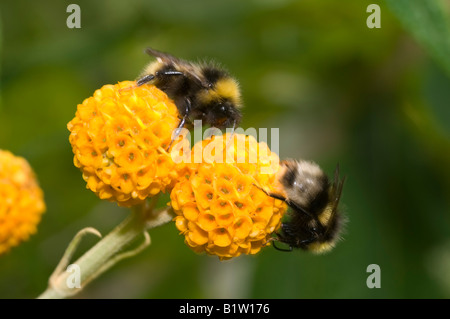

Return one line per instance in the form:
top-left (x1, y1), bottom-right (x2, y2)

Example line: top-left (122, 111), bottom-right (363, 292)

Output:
top-left (170, 133), bottom-right (287, 260)
top-left (0, 150), bottom-right (46, 255)
top-left (67, 81), bottom-right (182, 207)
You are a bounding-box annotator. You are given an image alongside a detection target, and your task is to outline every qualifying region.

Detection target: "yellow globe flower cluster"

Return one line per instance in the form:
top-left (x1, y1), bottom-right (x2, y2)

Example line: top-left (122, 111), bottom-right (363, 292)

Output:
top-left (68, 82), bottom-right (287, 259)
top-left (67, 81), bottom-right (183, 207)
top-left (0, 150), bottom-right (46, 255)
top-left (171, 134), bottom-right (286, 260)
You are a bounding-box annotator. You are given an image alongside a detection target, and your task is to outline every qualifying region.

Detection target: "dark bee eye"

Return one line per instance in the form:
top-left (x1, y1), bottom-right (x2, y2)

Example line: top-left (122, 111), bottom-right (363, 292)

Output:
top-left (220, 105), bottom-right (226, 112)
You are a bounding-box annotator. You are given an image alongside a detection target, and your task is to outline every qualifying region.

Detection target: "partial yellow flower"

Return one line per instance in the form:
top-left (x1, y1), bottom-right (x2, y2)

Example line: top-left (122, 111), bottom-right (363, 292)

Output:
top-left (170, 133), bottom-right (287, 260)
top-left (0, 150), bottom-right (46, 255)
top-left (68, 81), bottom-right (185, 206)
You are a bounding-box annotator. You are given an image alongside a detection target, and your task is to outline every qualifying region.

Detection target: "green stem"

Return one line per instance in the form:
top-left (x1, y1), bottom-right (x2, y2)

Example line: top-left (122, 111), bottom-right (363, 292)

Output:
top-left (37, 204), bottom-right (174, 299)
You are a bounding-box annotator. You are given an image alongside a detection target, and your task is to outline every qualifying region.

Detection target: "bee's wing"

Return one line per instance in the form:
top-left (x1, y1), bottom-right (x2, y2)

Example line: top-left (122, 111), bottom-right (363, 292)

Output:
top-left (144, 47), bottom-right (207, 87)
top-left (324, 164), bottom-right (345, 235)
top-left (145, 47), bottom-right (182, 64)
top-left (333, 164), bottom-right (345, 206)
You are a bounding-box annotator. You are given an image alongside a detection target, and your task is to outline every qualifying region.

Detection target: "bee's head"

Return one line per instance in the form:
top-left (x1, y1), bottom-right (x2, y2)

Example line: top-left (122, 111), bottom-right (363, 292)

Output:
top-left (205, 99), bottom-right (242, 129)
top-left (198, 70), bottom-right (243, 129)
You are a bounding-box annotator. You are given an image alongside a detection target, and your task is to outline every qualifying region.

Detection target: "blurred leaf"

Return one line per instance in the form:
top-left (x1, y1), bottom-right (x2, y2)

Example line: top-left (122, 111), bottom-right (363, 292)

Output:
top-left (386, 0), bottom-right (450, 77)
top-left (0, 13), bottom-right (2, 112)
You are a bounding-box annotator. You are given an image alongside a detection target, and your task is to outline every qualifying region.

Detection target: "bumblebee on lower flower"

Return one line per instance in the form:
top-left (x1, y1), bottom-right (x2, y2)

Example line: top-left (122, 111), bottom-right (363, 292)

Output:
top-left (261, 160), bottom-right (346, 253)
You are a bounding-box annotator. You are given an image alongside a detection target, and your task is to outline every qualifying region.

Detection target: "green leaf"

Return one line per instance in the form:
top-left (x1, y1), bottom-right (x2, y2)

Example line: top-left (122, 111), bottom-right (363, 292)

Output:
top-left (0, 14), bottom-right (2, 111)
top-left (385, 0), bottom-right (450, 77)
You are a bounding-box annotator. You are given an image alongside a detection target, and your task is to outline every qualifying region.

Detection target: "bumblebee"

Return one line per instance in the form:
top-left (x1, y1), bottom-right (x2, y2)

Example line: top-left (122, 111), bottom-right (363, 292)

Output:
top-left (262, 160), bottom-right (346, 253)
top-left (136, 48), bottom-right (243, 135)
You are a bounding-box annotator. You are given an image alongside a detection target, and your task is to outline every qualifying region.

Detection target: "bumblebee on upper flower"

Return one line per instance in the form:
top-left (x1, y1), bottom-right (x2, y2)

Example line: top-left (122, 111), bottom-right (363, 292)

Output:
top-left (137, 48), bottom-right (243, 135)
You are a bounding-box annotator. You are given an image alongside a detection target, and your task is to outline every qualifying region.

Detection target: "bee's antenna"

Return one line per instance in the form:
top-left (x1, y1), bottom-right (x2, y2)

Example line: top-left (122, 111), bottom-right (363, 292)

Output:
top-left (136, 74), bottom-right (155, 87)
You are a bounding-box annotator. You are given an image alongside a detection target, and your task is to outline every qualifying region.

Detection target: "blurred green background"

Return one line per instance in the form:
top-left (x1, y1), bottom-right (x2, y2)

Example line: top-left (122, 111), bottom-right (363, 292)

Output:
top-left (1, 0), bottom-right (450, 299)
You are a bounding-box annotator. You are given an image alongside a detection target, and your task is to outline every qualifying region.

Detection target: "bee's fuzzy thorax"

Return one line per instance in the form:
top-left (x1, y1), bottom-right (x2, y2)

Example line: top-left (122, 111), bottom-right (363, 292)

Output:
top-left (279, 160), bottom-right (328, 210)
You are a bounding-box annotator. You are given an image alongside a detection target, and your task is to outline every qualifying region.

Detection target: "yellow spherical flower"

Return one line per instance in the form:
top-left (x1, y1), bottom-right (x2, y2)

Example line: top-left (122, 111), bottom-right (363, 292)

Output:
top-left (67, 81), bottom-right (183, 207)
top-left (0, 150), bottom-right (46, 255)
top-left (170, 133), bottom-right (287, 260)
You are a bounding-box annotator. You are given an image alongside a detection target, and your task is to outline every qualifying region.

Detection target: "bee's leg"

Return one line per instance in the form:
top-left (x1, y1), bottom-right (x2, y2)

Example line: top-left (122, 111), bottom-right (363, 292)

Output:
top-left (272, 232), bottom-right (294, 252)
top-left (225, 120), bottom-right (237, 150)
top-left (299, 228), bottom-right (320, 248)
top-left (254, 184), bottom-right (287, 202)
top-left (272, 240), bottom-right (293, 252)
top-left (167, 115), bottom-right (188, 151)
top-left (167, 98), bottom-right (191, 151)
top-left (255, 184), bottom-right (318, 222)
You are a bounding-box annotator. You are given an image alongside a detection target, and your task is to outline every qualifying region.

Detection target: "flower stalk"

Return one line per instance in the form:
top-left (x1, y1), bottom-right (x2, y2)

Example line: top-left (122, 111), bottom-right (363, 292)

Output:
top-left (38, 201), bottom-right (174, 299)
